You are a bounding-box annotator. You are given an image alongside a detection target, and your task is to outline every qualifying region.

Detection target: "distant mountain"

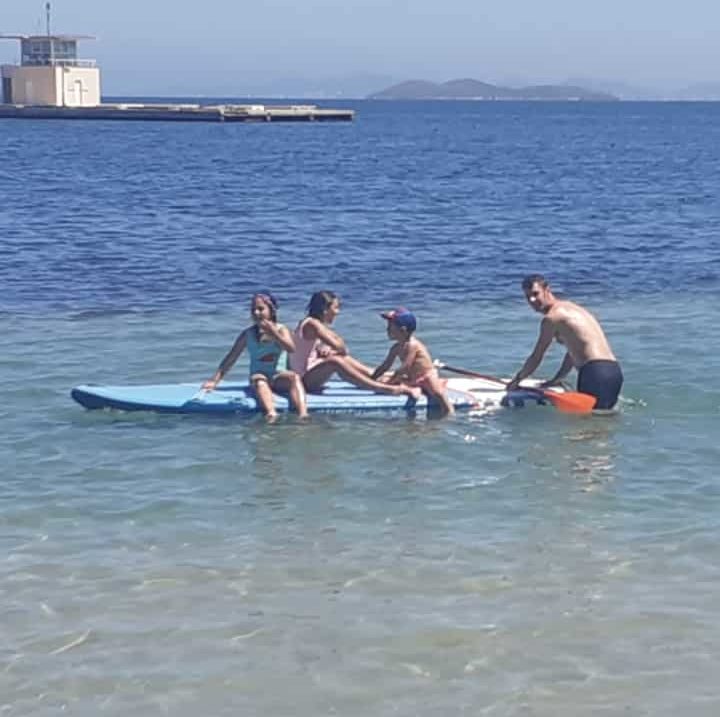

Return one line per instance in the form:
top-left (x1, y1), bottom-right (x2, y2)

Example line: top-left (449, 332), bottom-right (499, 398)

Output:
top-left (565, 77), bottom-right (720, 101)
top-left (368, 78), bottom-right (618, 101)
top-left (564, 77), bottom-right (658, 100)
top-left (439, 78), bottom-right (515, 99)
top-left (371, 80), bottom-right (443, 100)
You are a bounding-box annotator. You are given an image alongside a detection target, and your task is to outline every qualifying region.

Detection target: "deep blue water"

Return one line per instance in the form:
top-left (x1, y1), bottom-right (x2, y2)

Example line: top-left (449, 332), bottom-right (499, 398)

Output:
top-left (2, 101), bottom-right (719, 313)
top-left (2, 102), bottom-right (720, 716)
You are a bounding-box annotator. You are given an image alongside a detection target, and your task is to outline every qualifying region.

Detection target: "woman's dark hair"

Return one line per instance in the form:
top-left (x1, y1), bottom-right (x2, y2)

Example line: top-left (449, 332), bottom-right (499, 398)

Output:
top-left (306, 290), bottom-right (339, 319)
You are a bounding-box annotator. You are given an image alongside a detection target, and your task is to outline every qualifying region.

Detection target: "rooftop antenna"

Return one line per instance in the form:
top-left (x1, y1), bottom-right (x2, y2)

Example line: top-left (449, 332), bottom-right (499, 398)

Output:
top-left (46, 2), bottom-right (55, 65)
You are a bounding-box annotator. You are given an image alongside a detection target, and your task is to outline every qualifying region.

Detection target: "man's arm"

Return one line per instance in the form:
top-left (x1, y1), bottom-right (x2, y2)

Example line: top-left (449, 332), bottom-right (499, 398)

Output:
top-left (506, 318), bottom-right (555, 390)
top-left (540, 352), bottom-right (575, 388)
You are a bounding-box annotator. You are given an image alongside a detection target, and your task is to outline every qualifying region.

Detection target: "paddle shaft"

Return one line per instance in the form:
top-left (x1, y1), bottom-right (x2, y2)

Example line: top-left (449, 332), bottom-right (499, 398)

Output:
top-left (437, 363), bottom-right (508, 386)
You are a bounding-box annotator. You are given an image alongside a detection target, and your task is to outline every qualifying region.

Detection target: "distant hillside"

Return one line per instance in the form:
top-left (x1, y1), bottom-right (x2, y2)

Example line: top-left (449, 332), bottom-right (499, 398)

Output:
top-left (565, 77), bottom-right (720, 101)
top-left (368, 78), bottom-right (618, 101)
top-left (564, 77), bottom-right (658, 100)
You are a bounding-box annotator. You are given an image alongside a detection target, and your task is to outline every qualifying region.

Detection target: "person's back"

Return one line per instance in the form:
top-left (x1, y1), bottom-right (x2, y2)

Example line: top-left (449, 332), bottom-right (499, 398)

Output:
top-left (289, 317), bottom-right (322, 376)
top-left (400, 337), bottom-right (435, 385)
top-left (549, 299), bottom-right (616, 367)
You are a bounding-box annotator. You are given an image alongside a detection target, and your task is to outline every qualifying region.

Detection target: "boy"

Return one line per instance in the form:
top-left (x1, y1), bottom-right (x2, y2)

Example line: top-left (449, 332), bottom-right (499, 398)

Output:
top-left (373, 308), bottom-right (454, 416)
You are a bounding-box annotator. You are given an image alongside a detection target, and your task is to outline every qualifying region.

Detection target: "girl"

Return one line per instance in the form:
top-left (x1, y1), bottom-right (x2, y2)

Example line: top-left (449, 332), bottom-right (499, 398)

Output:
top-left (203, 292), bottom-right (308, 420)
top-left (289, 290), bottom-right (419, 399)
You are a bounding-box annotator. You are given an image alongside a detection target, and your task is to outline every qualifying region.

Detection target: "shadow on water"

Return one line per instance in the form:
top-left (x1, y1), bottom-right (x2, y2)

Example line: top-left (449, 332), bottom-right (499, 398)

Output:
top-left (494, 405), bottom-right (625, 495)
top-left (561, 415), bottom-right (621, 490)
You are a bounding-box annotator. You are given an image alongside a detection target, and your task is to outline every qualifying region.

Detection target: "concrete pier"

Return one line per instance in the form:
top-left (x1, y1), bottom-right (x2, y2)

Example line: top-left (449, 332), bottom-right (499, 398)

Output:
top-left (0, 102), bottom-right (354, 122)
top-left (1, 24), bottom-right (353, 123)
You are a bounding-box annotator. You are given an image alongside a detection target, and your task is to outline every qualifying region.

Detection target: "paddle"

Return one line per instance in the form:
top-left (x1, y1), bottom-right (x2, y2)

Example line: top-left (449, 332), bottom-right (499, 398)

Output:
top-left (434, 361), bottom-right (597, 413)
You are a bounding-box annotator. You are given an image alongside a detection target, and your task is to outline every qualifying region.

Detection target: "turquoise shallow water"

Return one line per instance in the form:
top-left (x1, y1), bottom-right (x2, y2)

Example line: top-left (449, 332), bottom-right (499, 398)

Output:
top-left (2, 295), bottom-right (719, 715)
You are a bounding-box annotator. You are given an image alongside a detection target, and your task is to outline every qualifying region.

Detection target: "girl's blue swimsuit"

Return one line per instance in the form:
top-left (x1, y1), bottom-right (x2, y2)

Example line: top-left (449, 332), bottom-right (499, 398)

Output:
top-left (246, 327), bottom-right (287, 379)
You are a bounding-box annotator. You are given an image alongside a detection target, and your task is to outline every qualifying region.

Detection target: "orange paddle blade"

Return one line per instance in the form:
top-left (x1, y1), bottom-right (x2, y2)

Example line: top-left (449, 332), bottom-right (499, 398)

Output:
top-left (542, 390), bottom-right (597, 413)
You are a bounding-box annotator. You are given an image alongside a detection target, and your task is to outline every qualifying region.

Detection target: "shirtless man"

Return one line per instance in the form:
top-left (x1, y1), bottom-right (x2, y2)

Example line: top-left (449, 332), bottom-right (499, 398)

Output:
top-left (506, 275), bottom-right (623, 409)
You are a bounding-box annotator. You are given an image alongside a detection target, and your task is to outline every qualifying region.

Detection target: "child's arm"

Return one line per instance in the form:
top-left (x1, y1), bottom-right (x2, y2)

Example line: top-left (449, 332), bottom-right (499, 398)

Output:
top-left (259, 320), bottom-right (296, 353)
top-left (371, 343), bottom-right (401, 380)
top-left (203, 330), bottom-right (248, 389)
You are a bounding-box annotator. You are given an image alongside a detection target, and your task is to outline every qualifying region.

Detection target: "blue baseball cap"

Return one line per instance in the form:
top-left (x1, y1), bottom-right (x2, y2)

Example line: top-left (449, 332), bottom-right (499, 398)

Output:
top-left (380, 307), bottom-right (416, 332)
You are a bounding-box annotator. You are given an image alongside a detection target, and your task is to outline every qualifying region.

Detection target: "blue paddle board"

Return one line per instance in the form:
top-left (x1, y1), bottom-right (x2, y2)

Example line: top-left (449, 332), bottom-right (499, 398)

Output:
top-left (70, 378), bottom-right (547, 415)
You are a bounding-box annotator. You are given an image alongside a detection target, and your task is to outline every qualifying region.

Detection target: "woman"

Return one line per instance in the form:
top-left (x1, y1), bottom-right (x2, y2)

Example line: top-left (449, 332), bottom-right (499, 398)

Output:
top-left (290, 290), bottom-right (418, 398)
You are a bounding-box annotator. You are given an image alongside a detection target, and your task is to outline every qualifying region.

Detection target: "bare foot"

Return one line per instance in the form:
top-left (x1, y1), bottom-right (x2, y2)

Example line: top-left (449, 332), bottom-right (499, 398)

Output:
top-left (265, 412), bottom-right (278, 423)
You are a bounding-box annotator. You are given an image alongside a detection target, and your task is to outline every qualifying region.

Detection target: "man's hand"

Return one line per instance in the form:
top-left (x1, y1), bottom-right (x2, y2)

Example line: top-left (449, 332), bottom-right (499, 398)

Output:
top-left (505, 377), bottom-right (520, 392)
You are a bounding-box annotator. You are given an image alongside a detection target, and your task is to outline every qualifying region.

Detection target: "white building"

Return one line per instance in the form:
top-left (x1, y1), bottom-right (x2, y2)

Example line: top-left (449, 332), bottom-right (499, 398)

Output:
top-left (1, 34), bottom-right (100, 107)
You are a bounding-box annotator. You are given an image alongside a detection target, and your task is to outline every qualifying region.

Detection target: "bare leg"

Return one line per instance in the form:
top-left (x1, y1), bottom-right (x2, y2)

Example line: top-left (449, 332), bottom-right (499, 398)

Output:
top-left (301, 361), bottom-right (340, 393)
top-left (273, 371), bottom-right (309, 418)
top-left (304, 357), bottom-right (420, 398)
top-left (343, 355), bottom-right (373, 376)
top-left (251, 374), bottom-right (277, 420)
top-left (422, 375), bottom-right (454, 417)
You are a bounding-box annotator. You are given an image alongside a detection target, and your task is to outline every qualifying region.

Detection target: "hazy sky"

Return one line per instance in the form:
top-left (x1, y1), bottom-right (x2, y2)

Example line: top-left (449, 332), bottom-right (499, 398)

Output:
top-left (1, 0), bottom-right (718, 94)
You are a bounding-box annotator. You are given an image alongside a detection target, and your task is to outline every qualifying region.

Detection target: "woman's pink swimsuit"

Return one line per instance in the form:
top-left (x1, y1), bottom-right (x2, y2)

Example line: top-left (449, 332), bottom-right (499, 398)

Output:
top-left (289, 319), bottom-right (325, 377)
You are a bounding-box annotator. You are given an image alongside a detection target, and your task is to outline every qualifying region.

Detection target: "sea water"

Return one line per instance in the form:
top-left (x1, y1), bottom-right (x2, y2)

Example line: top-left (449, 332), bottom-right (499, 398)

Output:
top-left (1, 101), bottom-right (719, 715)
